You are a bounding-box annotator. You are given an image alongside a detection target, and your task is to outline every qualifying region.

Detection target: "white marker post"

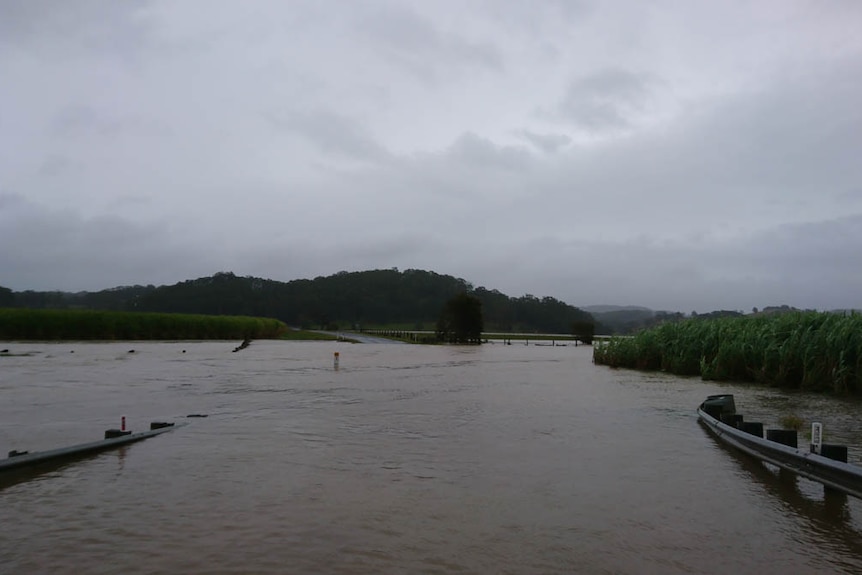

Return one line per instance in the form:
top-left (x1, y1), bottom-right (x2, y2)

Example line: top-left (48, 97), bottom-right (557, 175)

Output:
top-left (334, 352), bottom-right (340, 370)
top-left (811, 422), bottom-right (822, 454)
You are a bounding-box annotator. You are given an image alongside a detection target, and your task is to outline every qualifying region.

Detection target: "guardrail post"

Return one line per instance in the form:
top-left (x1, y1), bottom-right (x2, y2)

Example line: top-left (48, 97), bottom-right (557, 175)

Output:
top-left (766, 429), bottom-right (798, 448)
top-left (740, 422), bottom-right (763, 437)
top-left (820, 444), bottom-right (848, 463)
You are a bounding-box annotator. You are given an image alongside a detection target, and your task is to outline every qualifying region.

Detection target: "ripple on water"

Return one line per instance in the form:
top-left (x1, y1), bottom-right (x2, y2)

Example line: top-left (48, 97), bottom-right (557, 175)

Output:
top-left (2, 343), bottom-right (862, 574)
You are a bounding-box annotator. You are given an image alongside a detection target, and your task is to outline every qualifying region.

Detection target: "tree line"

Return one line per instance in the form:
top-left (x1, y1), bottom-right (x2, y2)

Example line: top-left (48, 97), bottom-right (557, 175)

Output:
top-left (1, 269), bottom-right (595, 335)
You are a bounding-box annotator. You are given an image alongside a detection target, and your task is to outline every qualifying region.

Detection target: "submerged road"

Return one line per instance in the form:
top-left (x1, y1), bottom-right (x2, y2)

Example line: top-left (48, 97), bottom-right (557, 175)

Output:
top-left (3, 342), bottom-right (862, 574)
top-left (315, 331), bottom-right (406, 344)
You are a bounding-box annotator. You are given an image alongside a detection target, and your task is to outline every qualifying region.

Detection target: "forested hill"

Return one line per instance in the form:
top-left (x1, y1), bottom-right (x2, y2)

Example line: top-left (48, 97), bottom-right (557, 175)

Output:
top-left (2, 269), bottom-right (595, 334)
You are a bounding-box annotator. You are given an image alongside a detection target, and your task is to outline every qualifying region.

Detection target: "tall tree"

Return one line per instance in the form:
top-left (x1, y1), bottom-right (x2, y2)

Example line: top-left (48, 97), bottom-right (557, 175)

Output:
top-left (436, 293), bottom-right (483, 344)
top-left (571, 320), bottom-right (595, 344)
top-left (0, 286), bottom-right (14, 308)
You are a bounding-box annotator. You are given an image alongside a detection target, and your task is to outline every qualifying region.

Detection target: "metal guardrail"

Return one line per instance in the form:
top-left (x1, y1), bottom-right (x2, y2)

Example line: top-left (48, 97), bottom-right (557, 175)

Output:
top-left (1, 422), bottom-right (186, 473)
top-left (698, 408), bottom-right (862, 500)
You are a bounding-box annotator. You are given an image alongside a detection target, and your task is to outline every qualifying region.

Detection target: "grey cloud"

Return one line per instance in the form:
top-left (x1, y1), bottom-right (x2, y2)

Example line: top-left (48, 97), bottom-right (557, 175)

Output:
top-left (476, 214), bottom-right (862, 313)
top-left (355, 2), bottom-right (503, 79)
top-left (482, 0), bottom-right (595, 37)
top-left (738, 215), bottom-right (862, 276)
top-left (445, 132), bottom-right (532, 171)
top-left (515, 57), bottom-right (862, 236)
top-left (685, 216), bottom-right (862, 311)
top-left (51, 105), bottom-right (125, 137)
top-left (837, 188), bottom-right (862, 204)
top-left (687, 61), bottom-right (862, 196)
top-left (2, 1), bottom-right (862, 313)
top-left (556, 68), bottom-right (658, 130)
top-left (269, 109), bottom-right (391, 163)
top-left (0, 0), bottom-right (153, 57)
top-left (239, 231), bottom-right (438, 282)
top-left (0, 194), bottom-right (215, 291)
top-left (37, 154), bottom-right (75, 177)
top-left (515, 130), bottom-right (572, 153)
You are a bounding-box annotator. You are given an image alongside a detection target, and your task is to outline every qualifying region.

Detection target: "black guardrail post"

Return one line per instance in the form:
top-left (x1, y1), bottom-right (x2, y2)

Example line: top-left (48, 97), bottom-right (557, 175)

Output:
top-left (741, 422), bottom-right (764, 437)
top-left (820, 444), bottom-right (849, 463)
top-left (766, 429), bottom-right (798, 448)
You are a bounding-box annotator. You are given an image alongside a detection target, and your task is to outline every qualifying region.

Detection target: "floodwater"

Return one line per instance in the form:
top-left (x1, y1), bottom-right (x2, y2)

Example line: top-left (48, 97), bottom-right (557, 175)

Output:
top-left (2, 341), bottom-right (862, 574)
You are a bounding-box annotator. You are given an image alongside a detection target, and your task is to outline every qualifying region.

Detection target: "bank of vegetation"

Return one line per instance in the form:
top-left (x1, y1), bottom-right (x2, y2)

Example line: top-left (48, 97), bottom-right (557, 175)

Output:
top-left (593, 311), bottom-right (862, 394)
top-left (1, 269), bottom-right (595, 335)
top-left (0, 309), bottom-right (287, 341)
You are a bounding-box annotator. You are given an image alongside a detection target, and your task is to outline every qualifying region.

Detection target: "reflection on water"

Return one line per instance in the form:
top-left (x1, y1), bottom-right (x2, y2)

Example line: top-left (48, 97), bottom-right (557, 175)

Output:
top-left (700, 423), bottom-right (862, 565)
top-left (1, 341), bottom-right (861, 574)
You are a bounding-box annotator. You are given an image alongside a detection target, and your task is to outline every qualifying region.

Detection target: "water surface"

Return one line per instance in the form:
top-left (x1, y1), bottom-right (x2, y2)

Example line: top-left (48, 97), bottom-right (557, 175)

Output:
top-left (2, 341), bottom-right (861, 574)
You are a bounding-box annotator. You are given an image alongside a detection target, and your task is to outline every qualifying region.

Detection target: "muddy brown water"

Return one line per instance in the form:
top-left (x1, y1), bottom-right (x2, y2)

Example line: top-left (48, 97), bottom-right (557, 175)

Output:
top-left (2, 341), bottom-right (861, 574)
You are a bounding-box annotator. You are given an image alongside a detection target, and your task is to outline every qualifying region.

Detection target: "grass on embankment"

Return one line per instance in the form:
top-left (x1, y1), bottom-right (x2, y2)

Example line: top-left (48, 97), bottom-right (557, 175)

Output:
top-left (0, 308), bottom-right (288, 341)
top-left (593, 311), bottom-right (862, 394)
top-left (279, 329), bottom-right (345, 341)
top-left (483, 333), bottom-right (583, 342)
top-left (354, 330), bottom-right (589, 344)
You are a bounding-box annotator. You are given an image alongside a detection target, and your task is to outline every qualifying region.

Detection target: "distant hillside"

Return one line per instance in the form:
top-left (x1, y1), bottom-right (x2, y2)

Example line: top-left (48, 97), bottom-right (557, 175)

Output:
top-left (581, 305), bottom-right (652, 314)
top-left (592, 305), bottom-right (836, 334)
top-left (1, 269), bottom-right (595, 334)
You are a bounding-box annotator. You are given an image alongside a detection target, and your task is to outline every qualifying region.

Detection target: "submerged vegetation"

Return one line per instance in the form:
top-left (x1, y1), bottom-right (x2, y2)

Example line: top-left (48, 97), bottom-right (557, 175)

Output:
top-left (0, 309), bottom-right (287, 341)
top-left (593, 311), bottom-right (862, 394)
top-left (779, 414), bottom-right (805, 431)
top-left (279, 329), bottom-right (345, 341)
top-left (436, 293), bottom-right (484, 344)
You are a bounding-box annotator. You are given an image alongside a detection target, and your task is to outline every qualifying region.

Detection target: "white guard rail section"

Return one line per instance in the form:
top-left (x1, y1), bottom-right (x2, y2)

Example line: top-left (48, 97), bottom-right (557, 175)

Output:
top-left (0, 423), bottom-right (186, 473)
top-left (698, 409), bottom-right (862, 500)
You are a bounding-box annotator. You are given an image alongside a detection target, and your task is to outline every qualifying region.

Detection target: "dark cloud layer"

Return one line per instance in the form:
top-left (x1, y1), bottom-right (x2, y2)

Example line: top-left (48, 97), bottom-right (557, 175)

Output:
top-left (1, 1), bottom-right (861, 312)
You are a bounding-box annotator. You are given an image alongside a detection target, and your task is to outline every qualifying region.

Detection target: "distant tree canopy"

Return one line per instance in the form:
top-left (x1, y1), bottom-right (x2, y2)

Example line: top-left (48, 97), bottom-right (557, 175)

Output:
top-left (570, 320), bottom-right (595, 344)
top-left (0, 286), bottom-right (13, 308)
top-left (588, 308), bottom-right (656, 335)
top-left (436, 293), bottom-right (483, 344)
top-left (693, 310), bottom-right (744, 321)
top-left (0, 274), bottom-right (818, 336)
top-left (589, 309), bottom-right (690, 335)
top-left (0, 269), bottom-right (596, 335)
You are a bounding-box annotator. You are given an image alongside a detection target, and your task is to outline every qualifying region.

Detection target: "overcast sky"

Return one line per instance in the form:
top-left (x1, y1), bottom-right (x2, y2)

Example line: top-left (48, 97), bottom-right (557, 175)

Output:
top-left (2, 1), bottom-right (861, 312)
